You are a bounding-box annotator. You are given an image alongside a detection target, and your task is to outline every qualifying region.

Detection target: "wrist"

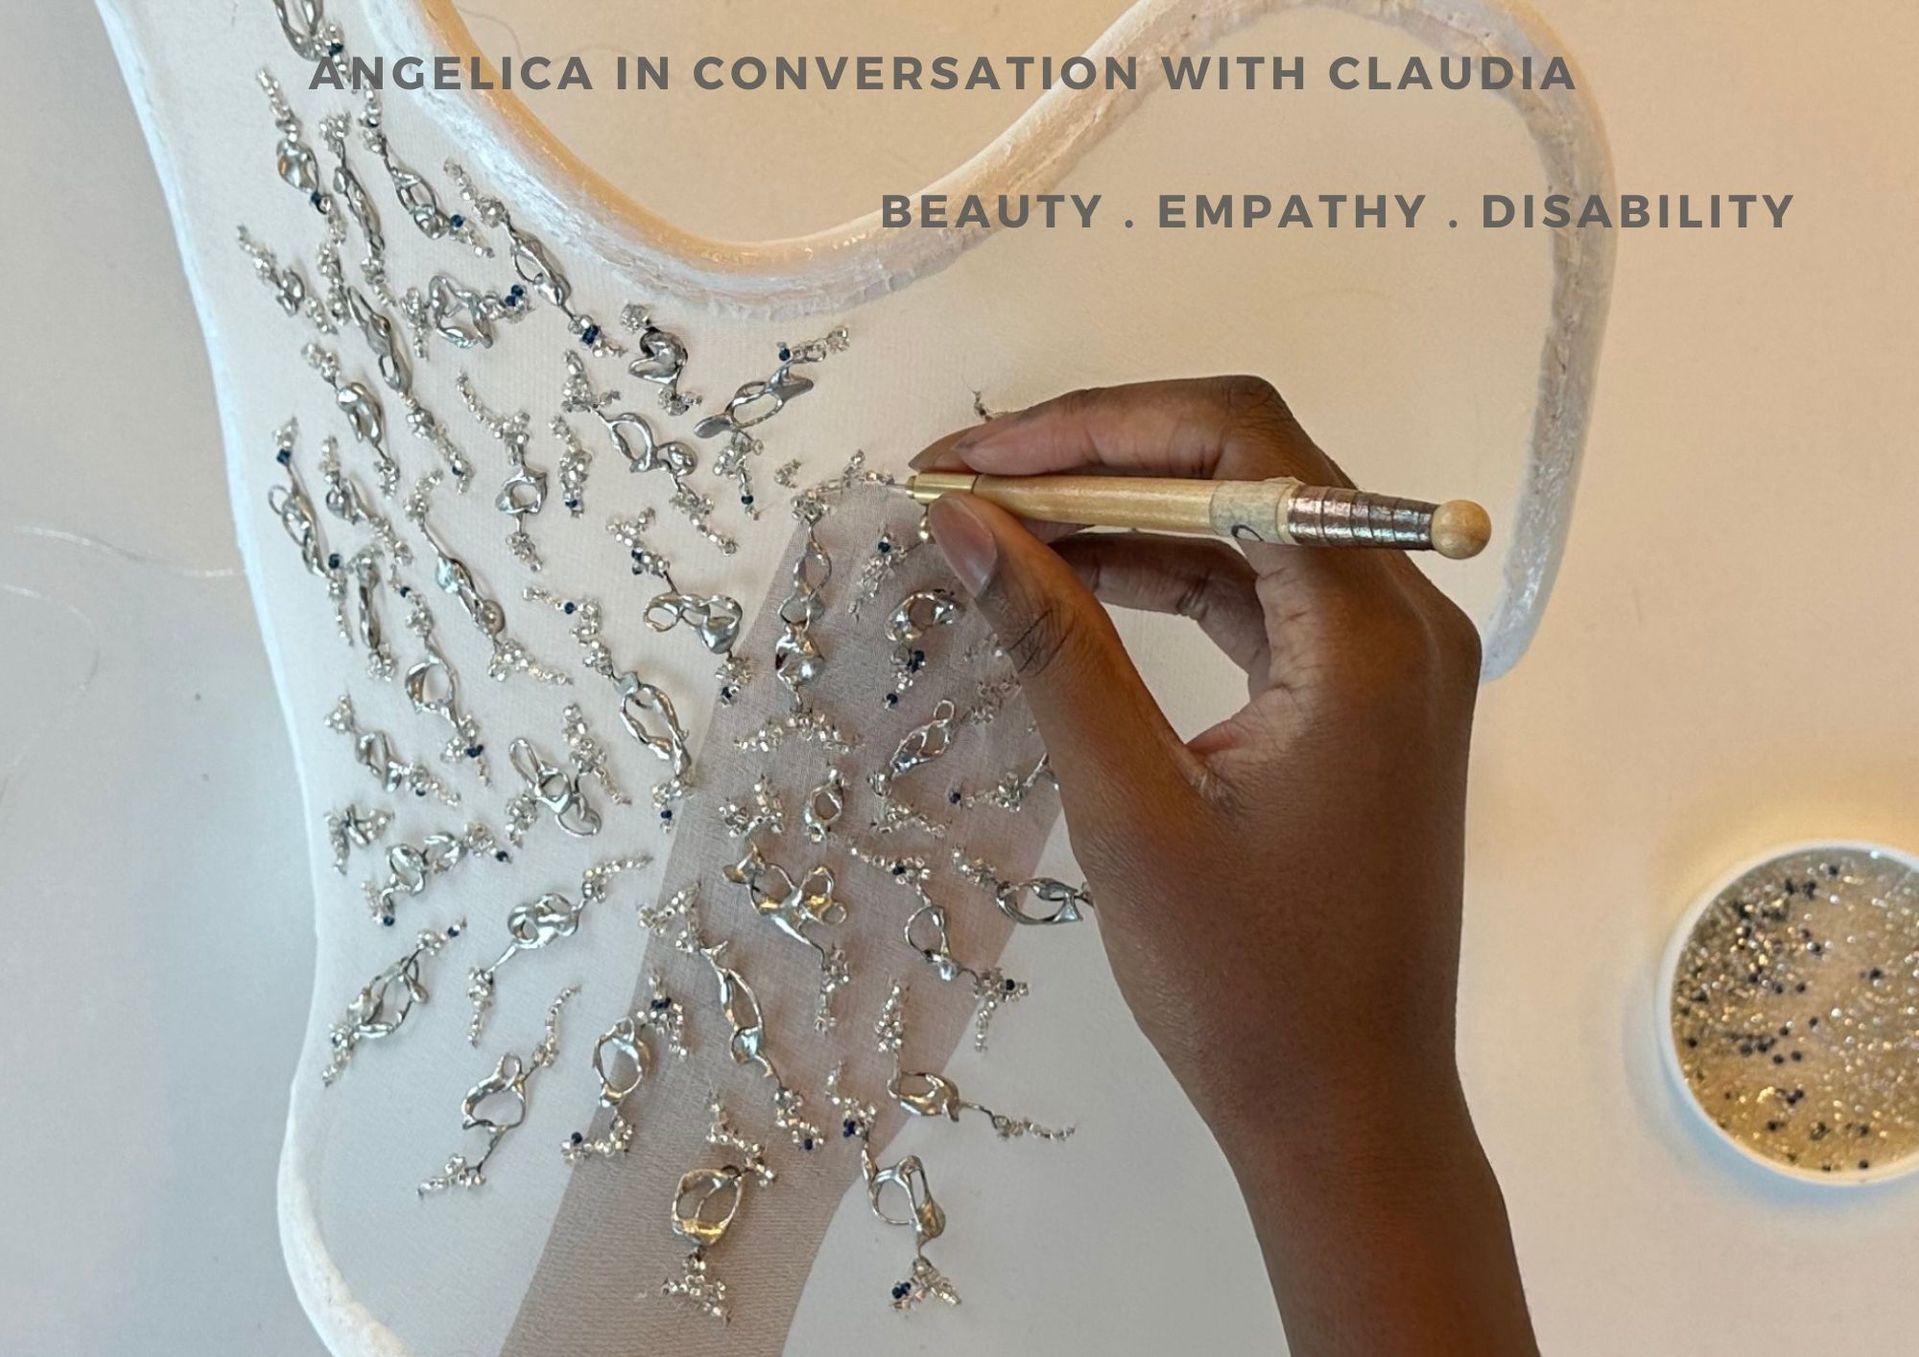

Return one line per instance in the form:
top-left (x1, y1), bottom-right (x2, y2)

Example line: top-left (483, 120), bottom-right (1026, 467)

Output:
top-left (1213, 1071), bottom-right (1539, 1356)
top-left (1194, 1037), bottom-right (1470, 1177)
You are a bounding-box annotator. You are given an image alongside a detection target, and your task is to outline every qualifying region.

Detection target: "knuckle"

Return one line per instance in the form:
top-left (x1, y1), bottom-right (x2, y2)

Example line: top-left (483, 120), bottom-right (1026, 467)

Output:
top-left (1213, 373), bottom-right (1288, 418)
top-left (1427, 598), bottom-right (1483, 676)
top-left (1051, 385), bottom-right (1109, 420)
top-left (1210, 374), bottom-right (1317, 464)
top-left (1172, 572), bottom-right (1216, 625)
top-left (1000, 594), bottom-right (1075, 681)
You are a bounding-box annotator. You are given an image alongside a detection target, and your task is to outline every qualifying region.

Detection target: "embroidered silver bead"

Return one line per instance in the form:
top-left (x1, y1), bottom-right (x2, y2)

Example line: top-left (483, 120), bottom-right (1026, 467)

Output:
top-left (267, 420), bottom-right (332, 580)
top-left (257, 69), bottom-right (328, 212)
top-left (524, 587), bottom-right (692, 816)
top-left (316, 436), bottom-right (406, 550)
top-left (456, 372), bottom-right (549, 570)
top-left (504, 736), bottom-right (602, 844)
top-left (734, 706), bottom-right (857, 755)
top-left (847, 510), bottom-right (934, 618)
top-left (325, 693), bottom-right (459, 807)
top-left (724, 842), bottom-right (852, 1032)
top-left (904, 900), bottom-right (1027, 1052)
top-left (302, 342), bottom-right (397, 493)
top-left (361, 821), bottom-right (501, 923)
top-left (361, 94), bottom-right (491, 255)
top-left (878, 982), bottom-right (1071, 1141)
top-left (469, 853), bottom-right (643, 1043)
top-left (952, 852), bottom-right (1093, 926)
top-left (661, 1102), bottom-right (773, 1323)
top-left (872, 698), bottom-right (959, 796)
top-left (702, 942), bottom-right (823, 1149)
top-left (321, 919), bottom-right (461, 1084)
top-left (802, 766), bottom-right (846, 843)
top-left (398, 592), bottom-right (492, 782)
top-left (562, 977), bottom-right (683, 1163)
top-left (406, 474), bottom-right (566, 682)
top-left (561, 703), bottom-right (630, 806)
top-left (561, 353), bottom-right (722, 545)
top-left (620, 303), bottom-right (699, 414)
top-left (719, 779), bottom-right (786, 841)
top-left (884, 589), bottom-right (962, 694)
top-left (694, 328), bottom-right (849, 516)
top-left (444, 159), bottom-right (621, 354)
top-left (237, 226), bottom-right (335, 333)
top-left (325, 803), bottom-right (392, 874)
top-left (271, 0), bottom-right (345, 66)
top-left (954, 752), bottom-right (1055, 812)
top-left (420, 985), bottom-right (576, 1196)
top-left (551, 416), bottom-right (592, 517)
top-left (412, 273), bottom-right (531, 351)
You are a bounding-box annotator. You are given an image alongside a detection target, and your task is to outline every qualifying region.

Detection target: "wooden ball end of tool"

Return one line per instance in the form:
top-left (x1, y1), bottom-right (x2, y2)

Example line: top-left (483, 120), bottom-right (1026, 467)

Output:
top-left (904, 472), bottom-right (1492, 560)
top-left (1429, 500), bottom-right (1493, 560)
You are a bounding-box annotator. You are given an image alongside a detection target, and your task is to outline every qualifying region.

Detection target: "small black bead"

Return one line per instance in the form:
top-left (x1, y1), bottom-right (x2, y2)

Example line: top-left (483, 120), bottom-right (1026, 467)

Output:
top-left (876, 540), bottom-right (892, 555)
top-left (802, 1137), bottom-right (815, 1151)
top-left (1003, 978), bottom-right (1017, 992)
top-left (563, 601), bottom-right (576, 615)
top-left (495, 850), bottom-right (510, 863)
top-left (466, 745), bottom-right (484, 758)
top-left (571, 1132), bottom-right (584, 1145)
top-left (449, 213), bottom-right (465, 229)
top-left (275, 448), bottom-right (291, 466)
top-left (327, 552), bottom-right (342, 570)
top-left (651, 996), bottom-right (670, 1010)
top-left (381, 916), bottom-right (394, 926)
top-left (883, 693), bottom-right (899, 708)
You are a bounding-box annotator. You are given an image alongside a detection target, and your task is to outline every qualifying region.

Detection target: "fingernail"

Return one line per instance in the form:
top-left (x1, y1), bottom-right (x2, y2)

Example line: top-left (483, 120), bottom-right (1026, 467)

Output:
top-left (928, 494), bottom-right (998, 596)
top-left (912, 425), bottom-right (986, 468)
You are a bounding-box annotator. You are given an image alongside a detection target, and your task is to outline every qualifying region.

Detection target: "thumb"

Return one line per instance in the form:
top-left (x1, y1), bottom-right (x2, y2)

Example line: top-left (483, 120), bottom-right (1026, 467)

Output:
top-left (926, 493), bottom-right (1199, 822)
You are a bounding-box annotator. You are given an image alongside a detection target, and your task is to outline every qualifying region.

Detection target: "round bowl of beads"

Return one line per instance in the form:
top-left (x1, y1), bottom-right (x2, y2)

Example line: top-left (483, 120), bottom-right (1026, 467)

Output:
top-left (1661, 841), bottom-right (1919, 1184)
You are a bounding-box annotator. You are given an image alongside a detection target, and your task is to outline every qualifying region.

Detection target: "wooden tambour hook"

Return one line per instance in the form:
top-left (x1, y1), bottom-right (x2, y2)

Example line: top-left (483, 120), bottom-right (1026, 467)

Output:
top-left (904, 473), bottom-right (1492, 560)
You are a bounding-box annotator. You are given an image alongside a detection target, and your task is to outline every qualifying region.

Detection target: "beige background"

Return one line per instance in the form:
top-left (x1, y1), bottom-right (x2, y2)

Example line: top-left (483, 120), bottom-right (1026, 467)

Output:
top-left (1, 1), bottom-right (1915, 1353)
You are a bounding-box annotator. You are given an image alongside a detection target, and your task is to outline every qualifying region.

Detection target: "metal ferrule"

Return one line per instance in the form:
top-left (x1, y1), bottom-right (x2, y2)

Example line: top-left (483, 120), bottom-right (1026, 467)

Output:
top-left (1283, 488), bottom-right (1437, 549)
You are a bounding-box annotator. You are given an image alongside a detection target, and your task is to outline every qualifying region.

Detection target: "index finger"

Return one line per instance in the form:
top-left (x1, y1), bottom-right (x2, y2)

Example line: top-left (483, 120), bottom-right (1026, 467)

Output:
top-left (910, 376), bottom-right (1354, 490)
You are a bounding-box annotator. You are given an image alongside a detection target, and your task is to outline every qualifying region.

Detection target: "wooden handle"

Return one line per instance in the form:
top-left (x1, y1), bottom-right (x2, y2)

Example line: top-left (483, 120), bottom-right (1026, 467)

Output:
top-left (905, 473), bottom-right (1491, 559)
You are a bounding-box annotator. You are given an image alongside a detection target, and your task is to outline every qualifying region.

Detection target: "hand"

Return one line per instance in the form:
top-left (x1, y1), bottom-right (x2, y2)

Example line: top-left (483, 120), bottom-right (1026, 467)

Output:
top-left (915, 377), bottom-right (1536, 1356)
